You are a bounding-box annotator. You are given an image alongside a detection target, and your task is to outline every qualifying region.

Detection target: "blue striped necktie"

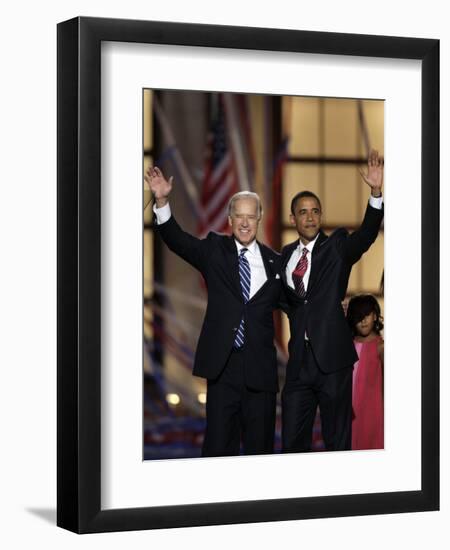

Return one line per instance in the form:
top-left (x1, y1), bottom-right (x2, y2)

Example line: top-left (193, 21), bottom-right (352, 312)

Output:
top-left (234, 248), bottom-right (251, 349)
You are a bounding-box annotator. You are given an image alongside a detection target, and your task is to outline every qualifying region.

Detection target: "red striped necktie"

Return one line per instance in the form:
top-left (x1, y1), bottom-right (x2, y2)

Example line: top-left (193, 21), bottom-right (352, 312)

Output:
top-left (292, 247), bottom-right (308, 297)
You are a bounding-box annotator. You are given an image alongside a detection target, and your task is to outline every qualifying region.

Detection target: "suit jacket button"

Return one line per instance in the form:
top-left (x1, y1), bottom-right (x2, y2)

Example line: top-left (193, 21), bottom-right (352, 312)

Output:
top-left (233, 327), bottom-right (237, 331)
top-left (304, 299), bottom-right (308, 304)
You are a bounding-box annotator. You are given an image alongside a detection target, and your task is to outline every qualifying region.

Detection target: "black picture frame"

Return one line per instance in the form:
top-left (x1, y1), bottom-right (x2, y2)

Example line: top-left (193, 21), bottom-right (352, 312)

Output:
top-left (57, 16), bottom-right (439, 534)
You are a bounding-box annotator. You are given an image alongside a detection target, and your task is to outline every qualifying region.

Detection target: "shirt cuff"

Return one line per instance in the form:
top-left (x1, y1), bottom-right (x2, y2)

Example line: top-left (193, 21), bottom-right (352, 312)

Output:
top-left (153, 202), bottom-right (172, 224)
top-left (368, 194), bottom-right (383, 210)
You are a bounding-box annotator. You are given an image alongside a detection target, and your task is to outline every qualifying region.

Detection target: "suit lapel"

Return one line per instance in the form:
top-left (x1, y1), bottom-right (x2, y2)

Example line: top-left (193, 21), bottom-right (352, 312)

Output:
top-left (247, 242), bottom-right (275, 303)
top-left (282, 240), bottom-right (302, 301)
top-left (223, 236), bottom-right (243, 300)
top-left (307, 231), bottom-right (328, 296)
top-left (281, 240), bottom-right (298, 282)
top-left (259, 242), bottom-right (275, 279)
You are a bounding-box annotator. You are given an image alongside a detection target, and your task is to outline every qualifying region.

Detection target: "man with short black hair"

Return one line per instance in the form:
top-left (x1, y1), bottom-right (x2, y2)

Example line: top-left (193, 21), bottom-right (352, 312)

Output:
top-left (281, 149), bottom-right (384, 452)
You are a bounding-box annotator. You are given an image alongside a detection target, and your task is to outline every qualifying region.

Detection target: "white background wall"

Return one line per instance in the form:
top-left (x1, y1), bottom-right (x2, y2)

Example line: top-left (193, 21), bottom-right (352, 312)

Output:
top-left (0, 1), bottom-right (447, 547)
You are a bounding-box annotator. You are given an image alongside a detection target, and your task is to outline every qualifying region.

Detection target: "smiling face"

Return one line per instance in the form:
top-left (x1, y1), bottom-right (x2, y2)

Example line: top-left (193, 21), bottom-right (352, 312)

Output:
top-left (290, 196), bottom-right (322, 245)
top-left (355, 312), bottom-right (377, 338)
top-left (228, 197), bottom-right (260, 246)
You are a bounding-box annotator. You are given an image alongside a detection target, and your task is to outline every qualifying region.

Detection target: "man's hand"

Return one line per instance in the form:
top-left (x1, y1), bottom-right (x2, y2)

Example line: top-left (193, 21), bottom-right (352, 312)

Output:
top-left (359, 149), bottom-right (384, 197)
top-left (144, 166), bottom-right (173, 208)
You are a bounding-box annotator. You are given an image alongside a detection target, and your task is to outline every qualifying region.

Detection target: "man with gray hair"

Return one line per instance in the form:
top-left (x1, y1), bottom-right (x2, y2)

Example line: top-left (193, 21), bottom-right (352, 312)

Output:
top-left (228, 190), bottom-right (262, 217)
top-left (146, 166), bottom-right (282, 457)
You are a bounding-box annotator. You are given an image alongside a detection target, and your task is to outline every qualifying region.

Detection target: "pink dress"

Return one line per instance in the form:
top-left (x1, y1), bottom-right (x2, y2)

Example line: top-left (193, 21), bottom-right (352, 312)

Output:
top-left (352, 336), bottom-right (384, 450)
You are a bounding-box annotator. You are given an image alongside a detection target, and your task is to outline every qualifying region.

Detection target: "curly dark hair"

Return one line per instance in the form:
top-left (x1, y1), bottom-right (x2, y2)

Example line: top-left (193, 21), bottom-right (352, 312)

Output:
top-left (346, 294), bottom-right (384, 336)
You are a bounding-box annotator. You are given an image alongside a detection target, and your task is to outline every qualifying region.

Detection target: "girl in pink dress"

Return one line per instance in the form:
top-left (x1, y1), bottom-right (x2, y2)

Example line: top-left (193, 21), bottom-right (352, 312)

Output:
top-left (346, 294), bottom-right (384, 450)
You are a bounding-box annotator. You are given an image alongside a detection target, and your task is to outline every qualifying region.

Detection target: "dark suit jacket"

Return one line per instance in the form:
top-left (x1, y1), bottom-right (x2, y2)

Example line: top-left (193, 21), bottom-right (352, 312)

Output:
top-left (156, 216), bottom-right (283, 392)
top-left (281, 202), bottom-right (384, 381)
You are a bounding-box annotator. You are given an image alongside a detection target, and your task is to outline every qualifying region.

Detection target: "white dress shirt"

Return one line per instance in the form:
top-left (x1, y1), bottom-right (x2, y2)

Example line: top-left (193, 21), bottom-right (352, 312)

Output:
top-left (154, 202), bottom-right (267, 299)
top-left (234, 239), bottom-right (267, 299)
top-left (153, 202), bottom-right (173, 225)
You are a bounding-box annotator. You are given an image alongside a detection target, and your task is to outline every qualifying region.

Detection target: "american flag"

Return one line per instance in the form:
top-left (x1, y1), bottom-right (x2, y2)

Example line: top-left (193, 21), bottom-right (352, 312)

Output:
top-left (265, 136), bottom-right (288, 247)
top-left (198, 94), bottom-right (240, 237)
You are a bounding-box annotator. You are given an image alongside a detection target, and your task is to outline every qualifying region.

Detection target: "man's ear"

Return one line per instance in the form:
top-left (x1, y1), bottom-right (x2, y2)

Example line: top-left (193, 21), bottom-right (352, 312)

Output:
top-left (228, 216), bottom-right (232, 227)
top-left (289, 213), bottom-right (296, 226)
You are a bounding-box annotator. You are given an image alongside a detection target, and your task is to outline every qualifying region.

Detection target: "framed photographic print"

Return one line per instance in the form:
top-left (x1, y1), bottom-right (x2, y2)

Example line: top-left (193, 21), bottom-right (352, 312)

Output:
top-left (57, 16), bottom-right (439, 533)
